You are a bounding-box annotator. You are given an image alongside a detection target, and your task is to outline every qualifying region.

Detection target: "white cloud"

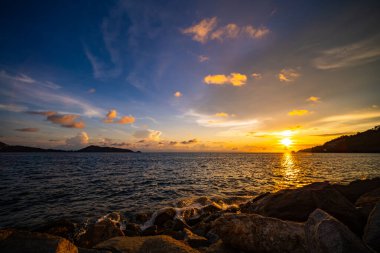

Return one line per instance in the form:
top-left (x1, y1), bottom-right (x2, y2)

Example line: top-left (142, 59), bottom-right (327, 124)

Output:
top-left (0, 104), bottom-right (27, 112)
top-left (313, 36), bottom-right (380, 70)
top-left (133, 129), bottom-right (162, 141)
top-left (66, 132), bottom-right (89, 148)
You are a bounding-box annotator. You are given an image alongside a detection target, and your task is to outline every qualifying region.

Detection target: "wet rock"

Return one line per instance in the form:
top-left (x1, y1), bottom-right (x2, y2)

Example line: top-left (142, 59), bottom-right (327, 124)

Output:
top-left (141, 225), bottom-right (158, 236)
top-left (160, 229), bottom-right (185, 240)
top-left (333, 177), bottom-right (380, 203)
top-left (77, 219), bottom-right (124, 248)
top-left (356, 187), bottom-right (380, 217)
top-left (34, 219), bottom-right (76, 242)
top-left (94, 235), bottom-right (200, 253)
top-left (191, 221), bottom-right (211, 237)
top-left (123, 223), bottom-right (141, 236)
top-left (202, 203), bottom-right (223, 215)
top-left (205, 229), bottom-right (220, 244)
top-left (364, 202), bottom-right (380, 252)
top-left (0, 229), bottom-right (78, 253)
top-left (241, 181), bottom-right (366, 235)
top-left (133, 212), bottom-right (152, 224)
top-left (78, 248), bottom-right (112, 253)
top-left (305, 209), bottom-right (372, 253)
top-left (184, 228), bottom-right (209, 248)
top-left (212, 213), bottom-right (306, 253)
top-left (173, 218), bottom-right (191, 231)
top-left (154, 207), bottom-right (176, 227)
top-left (204, 240), bottom-right (241, 253)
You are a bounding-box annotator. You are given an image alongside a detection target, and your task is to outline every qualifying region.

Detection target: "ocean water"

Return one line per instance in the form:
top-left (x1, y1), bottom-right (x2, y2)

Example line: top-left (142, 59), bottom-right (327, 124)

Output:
top-left (0, 152), bottom-right (380, 228)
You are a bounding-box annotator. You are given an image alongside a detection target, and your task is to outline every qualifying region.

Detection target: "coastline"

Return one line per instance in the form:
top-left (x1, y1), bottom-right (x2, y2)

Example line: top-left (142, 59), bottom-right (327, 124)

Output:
top-left (1, 177), bottom-right (379, 253)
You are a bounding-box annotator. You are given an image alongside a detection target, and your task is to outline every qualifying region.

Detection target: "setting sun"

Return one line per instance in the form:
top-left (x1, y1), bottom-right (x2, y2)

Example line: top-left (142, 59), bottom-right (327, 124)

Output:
top-left (281, 138), bottom-right (293, 147)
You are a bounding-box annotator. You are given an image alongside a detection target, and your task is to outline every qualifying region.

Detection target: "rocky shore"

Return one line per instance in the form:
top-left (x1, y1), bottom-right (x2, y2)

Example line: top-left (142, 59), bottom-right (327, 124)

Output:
top-left (1, 178), bottom-right (379, 253)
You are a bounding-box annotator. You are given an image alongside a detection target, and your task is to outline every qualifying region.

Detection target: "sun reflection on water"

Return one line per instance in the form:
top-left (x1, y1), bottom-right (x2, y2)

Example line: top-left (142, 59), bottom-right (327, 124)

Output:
top-left (273, 152), bottom-right (302, 190)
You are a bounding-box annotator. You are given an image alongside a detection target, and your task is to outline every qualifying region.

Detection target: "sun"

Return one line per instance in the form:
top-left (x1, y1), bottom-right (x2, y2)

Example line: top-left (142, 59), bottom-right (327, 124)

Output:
top-left (280, 137), bottom-right (293, 147)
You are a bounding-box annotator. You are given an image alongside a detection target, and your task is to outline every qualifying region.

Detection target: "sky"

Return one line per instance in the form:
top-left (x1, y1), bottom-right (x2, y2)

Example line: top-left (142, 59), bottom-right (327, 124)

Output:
top-left (0, 0), bottom-right (379, 152)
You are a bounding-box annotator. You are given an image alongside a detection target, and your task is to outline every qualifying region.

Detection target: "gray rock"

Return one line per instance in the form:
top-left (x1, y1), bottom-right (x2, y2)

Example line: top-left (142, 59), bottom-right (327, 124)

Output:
top-left (364, 203), bottom-right (380, 252)
top-left (212, 213), bottom-right (307, 253)
top-left (0, 229), bottom-right (78, 253)
top-left (241, 182), bottom-right (366, 235)
top-left (94, 235), bottom-right (200, 253)
top-left (305, 209), bottom-right (372, 253)
top-left (356, 188), bottom-right (380, 218)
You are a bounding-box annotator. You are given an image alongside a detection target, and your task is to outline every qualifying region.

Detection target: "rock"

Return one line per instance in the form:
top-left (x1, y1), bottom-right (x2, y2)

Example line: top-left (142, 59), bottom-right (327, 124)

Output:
top-left (123, 223), bottom-right (141, 236)
top-left (333, 177), bottom-right (380, 203)
top-left (173, 218), bottom-right (191, 231)
top-left (205, 229), bottom-right (220, 244)
top-left (305, 209), bottom-right (372, 253)
top-left (184, 228), bottom-right (209, 248)
top-left (212, 213), bottom-right (307, 253)
top-left (135, 212), bottom-right (152, 224)
top-left (34, 219), bottom-right (76, 242)
top-left (202, 203), bottom-right (223, 215)
top-left (203, 240), bottom-right (240, 253)
top-left (141, 225), bottom-right (158, 236)
top-left (364, 202), bottom-right (380, 252)
top-left (241, 181), bottom-right (366, 235)
top-left (94, 235), bottom-right (200, 253)
top-left (154, 208), bottom-right (177, 227)
top-left (0, 229), bottom-right (78, 253)
top-left (78, 248), bottom-right (112, 253)
top-left (77, 219), bottom-right (124, 248)
top-left (356, 187), bottom-right (380, 217)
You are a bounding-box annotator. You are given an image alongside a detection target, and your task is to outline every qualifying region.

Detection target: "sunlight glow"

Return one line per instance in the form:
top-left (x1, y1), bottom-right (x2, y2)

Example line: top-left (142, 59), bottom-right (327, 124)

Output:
top-left (280, 137), bottom-right (293, 147)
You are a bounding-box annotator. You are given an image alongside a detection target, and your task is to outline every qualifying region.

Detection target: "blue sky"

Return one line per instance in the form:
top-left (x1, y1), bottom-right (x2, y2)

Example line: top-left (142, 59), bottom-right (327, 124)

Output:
top-left (0, 0), bottom-right (379, 151)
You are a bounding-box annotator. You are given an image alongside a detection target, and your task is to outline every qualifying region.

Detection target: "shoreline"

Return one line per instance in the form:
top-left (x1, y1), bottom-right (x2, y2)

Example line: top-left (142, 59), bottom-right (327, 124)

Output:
top-left (1, 177), bottom-right (379, 252)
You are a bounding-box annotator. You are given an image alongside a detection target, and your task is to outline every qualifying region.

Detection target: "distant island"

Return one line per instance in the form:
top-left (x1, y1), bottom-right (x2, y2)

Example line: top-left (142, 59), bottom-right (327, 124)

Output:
top-left (298, 126), bottom-right (380, 153)
top-left (0, 142), bottom-right (139, 153)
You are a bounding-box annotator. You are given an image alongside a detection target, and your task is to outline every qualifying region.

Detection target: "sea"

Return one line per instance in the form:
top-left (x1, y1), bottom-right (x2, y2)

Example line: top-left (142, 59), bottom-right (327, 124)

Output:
top-left (1, 152), bottom-right (380, 229)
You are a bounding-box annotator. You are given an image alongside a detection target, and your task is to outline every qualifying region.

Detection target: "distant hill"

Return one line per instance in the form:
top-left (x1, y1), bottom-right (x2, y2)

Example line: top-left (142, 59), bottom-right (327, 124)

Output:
top-left (0, 142), bottom-right (64, 152)
top-left (0, 143), bottom-right (138, 153)
top-left (77, 145), bottom-right (135, 153)
top-left (298, 126), bottom-right (380, 153)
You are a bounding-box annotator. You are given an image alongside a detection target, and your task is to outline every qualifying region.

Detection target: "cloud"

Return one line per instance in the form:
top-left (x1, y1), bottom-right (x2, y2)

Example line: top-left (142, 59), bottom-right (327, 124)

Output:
top-left (186, 110), bottom-right (259, 128)
top-left (181, 138), bottom-right (198, 144)
top-left (312, 132), bottom-right (355, 137)
top-left (44, 81), bottom-right (61, 89)
top-left (117, 116), bottom-right (135, 124)
top-left (15, 128), bottom-right (39, 132)
top-left (182, 17), bottom-right (218, 43)
top-left (0, 104), bottom-right (27, 112)
top-left (0, 70), bottom-right (36, 83)
top-left (133, 129), bottom-right (162, 141)
top-left (313, 36), bottom-right (380, 70)
top-left (318, 111), bottom-right (380, 123)
top-left (288, 109), bottom-right (310, 116)
top-left (169, 141), bottom-right (178, 145)
top-left (182, 17), bottom-right (270, 43)
top-left (278, 69), bottom-right (300, 82)
top-left (307, 96), bottom-right (320, 102)
top-left (103, 109), bottom-right (135, 124)
top-left (66, 132), bottom-right (89, 147)
top-left (198, 55), bottom-right (209, 62)
top-left (29, 111), bottom-right (86, 128)
top-left (215, 112), bottom-right (229, 117)
top-left (88, 88), bottom-right (96, 93)
top-left (204, 73), bottom-right (247, 86)
top-left (174, 91), bottom-right (182, 97)
top-left (251, 73), bottom-right (262, 80)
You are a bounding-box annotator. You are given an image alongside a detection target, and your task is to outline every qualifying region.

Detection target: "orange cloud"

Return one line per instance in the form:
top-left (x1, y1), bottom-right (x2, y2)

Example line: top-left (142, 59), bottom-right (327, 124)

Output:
top-left (251, 73), bottom-right (262, 79)
top-left (117, 116), bottom-right (135, 124)
top-left (174, 91), bottom-right (182, 97)
top-left (307, 96), bottom-right (320, 102)
top-left (103, 109), bottom-right (135, 124)
top-left (204, 73), bottom-right (247, 86)
top-left (278, 68), bottom-right (300, 82)
top-left (181, 138), bottom-right (198, 144)
top-left (15, 128), bottom-right (39, 132)
top-left (28, 111), bottom-right (85, 128)
top-left (182, 17), bottom-right (218, 43)
top-left (244, 26), bottom-right (270, 38)
top-left (215, 112), bottom-right (229, 117)
top-left (288, 109), bottom-right (310, 116)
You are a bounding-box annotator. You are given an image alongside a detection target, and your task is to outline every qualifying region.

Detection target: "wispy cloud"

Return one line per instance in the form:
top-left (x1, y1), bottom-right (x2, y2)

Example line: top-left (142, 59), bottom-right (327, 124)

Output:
top-left (181, 138), bottom-right (198, 144)
top-left (313, 36), bottom-right (380, 70)
top-left (307, 96), bottom-right (320, 102)
top-left (15, 128), bottom-right (39, 132)
top-left (288, 109), bottom-right (310, 116)
top-left (182, 17), bottom-right (269, 43)
top-left (251, 73), bottom-right (262, 80)
top-left (29, 111), bottom-right (86, 128)
top-left (186, 110), bottom-right (258, 128)
top-left (0, 104), bottom-right (27, 112)
top-left (88, 88), bottom-right (96, 93)
top-left (215, 112), bottom-right (229, 117)
top-left (278, 68), bottom-right (300, 82)
top-left (198, 55), bottom-right (209, 62)
top-left (204, 73), bottom-right (247, 86)
top-left (318, 111), bottom-right (380, 123)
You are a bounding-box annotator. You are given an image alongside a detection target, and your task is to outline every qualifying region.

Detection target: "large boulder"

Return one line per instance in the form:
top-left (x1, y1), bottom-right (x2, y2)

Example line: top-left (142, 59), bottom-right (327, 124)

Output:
top-left (305, 209), bottom-right (372, 253)
top-left (241, 182), bottom-right (366, 235)
top-left (34, 219), bottom-right (77, 241)
top-left (356, 187), bottom-right (380, 217)
top-left (94, 235), bottom-right (200, 253)
top-left (183, 228), bottom-right (209, 248)
top-left (333, 177), bottom-right (380, 203)
top-left (212, 213), bottom-right (307, 253)
top-left (153, 208), bottom-right (177, 227)
top-left (77, 219), bottom-right (124, 248)
top-left (0, 229), bottom-right (78, 253)
top-left (364, 203), bottom-right (380, 252)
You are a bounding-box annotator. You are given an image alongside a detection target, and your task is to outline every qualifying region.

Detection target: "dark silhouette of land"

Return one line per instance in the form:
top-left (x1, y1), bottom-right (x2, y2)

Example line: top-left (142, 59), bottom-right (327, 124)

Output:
top-left (298, 126), bottom-right (380, 153)
top-left (0, 142), bottom-right (137, 153)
